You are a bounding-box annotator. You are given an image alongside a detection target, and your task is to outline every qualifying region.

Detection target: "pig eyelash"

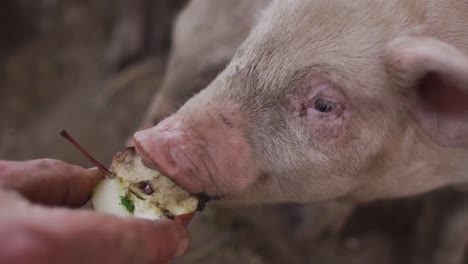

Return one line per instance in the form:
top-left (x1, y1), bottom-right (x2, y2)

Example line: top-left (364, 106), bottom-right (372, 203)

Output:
top-left (298, 98), bottom-right (336, 117)
top-left (313, 98), bottom-right (337, 113)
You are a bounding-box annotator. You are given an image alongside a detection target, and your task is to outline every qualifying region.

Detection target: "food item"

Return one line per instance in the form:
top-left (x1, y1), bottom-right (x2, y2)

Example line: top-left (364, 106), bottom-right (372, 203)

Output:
top-left (60, 129), bottom-right (206, 226)
top-left (91, 147), bottom-right (199, 226)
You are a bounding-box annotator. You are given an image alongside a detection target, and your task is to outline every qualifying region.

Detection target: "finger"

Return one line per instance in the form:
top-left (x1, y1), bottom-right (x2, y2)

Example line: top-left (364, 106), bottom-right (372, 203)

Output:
top-left (0, 189), bottom-right (30, 209)
top-left (0, 159), bottom-right (103, 207)
top-left (2, 207), bottom-right (189, 264)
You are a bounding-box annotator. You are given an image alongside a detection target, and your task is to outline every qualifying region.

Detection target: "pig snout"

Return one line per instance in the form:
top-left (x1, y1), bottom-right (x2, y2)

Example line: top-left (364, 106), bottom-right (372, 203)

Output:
top-left (133, 102), bottom-right (261, 196)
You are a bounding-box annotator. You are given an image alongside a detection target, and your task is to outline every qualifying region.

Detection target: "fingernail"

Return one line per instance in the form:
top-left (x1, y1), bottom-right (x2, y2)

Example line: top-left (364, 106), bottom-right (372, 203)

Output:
top-left (87, 167), bottom-right (105, 178)
top-left (175, 238), bottom-right (189, 257)
top-left (87, 167), bottom-right (102, 175)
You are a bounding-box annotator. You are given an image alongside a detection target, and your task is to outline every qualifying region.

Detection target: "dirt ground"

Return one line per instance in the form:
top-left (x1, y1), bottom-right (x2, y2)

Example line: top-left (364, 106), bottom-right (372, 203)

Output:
top-left (1, 1), bottom-right (467, 263)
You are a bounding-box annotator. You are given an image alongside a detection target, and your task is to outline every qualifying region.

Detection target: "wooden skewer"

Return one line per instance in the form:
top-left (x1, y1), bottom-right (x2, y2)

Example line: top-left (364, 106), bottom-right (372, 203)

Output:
top-left (59, 129), bottom-right (114, 177)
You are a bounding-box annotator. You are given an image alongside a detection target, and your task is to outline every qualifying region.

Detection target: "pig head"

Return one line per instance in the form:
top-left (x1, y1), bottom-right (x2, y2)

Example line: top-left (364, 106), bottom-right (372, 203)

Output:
top-left (134, 0), bottom-right (468, 204)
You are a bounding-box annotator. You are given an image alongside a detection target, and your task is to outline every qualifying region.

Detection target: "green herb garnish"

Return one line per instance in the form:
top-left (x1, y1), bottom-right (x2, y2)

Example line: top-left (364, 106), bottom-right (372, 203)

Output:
top-left (120, 195), bottom-right (135, 214)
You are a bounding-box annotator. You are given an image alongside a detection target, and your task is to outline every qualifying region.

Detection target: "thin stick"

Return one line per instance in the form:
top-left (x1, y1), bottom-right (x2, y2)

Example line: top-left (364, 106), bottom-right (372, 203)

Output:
top-left (59, 129), bottom-right (113, 176)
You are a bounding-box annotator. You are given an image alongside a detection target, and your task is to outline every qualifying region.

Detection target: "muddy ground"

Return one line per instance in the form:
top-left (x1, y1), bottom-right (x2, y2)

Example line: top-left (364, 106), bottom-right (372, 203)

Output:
top-left (1, 1), bottom-right (467, 263)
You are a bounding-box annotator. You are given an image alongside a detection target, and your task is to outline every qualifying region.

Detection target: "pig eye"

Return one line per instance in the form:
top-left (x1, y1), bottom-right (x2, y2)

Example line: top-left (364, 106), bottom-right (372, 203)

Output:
top-left (314, 99), bottom-right (336, 113)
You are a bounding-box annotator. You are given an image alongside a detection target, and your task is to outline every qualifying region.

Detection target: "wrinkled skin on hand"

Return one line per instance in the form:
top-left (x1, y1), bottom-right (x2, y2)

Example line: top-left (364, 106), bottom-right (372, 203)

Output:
top-left (0, 159), bottom-right (189, 264)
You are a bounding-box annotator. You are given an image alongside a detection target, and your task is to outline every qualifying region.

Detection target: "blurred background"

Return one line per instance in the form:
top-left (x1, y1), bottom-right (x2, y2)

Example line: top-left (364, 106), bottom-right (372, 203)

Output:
top-left (1, 1), bottom-right (467, 263)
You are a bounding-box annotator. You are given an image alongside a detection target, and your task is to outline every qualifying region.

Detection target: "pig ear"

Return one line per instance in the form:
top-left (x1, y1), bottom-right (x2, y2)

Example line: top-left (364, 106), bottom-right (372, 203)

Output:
top-left (386, 36), bottom-right (468, 147)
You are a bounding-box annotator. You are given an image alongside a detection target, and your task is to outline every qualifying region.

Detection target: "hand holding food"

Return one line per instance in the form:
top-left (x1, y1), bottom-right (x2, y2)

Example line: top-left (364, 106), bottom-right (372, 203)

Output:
top-left (0, 157), bottom-right (189, 264)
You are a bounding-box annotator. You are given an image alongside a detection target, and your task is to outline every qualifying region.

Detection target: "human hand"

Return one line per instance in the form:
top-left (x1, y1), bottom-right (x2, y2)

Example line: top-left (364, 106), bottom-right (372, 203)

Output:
top-left (0, 159), bottom-right (189, 264)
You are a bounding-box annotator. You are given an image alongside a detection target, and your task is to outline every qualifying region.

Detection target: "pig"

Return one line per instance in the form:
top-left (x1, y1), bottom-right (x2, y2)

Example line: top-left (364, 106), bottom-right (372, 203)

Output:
top-left (133, 0), bottom-right (468, 263)
top-left (134, 0), bottom-right (353, 245)
top-left (135, 0), bottom-right (468, 204)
